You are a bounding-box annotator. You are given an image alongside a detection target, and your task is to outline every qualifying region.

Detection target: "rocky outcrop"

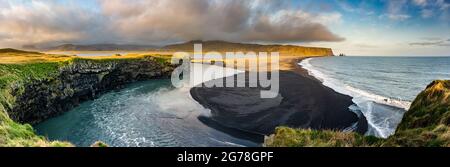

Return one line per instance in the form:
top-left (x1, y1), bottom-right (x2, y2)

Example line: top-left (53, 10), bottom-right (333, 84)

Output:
top-left (7, 57), bottom-right (174, 124)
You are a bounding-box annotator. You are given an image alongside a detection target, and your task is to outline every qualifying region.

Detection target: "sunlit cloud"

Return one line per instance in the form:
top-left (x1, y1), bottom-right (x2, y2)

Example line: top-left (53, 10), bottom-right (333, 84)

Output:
top-left (0, 0), bottom-right (344, 47)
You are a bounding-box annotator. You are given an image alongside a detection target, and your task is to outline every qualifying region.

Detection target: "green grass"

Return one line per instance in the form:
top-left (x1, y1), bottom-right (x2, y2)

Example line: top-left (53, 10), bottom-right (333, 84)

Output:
top-left (64, 54), bottom-right (171, 66)
top-left (90, 141), bottom-right (109, 147)
top-left (0, 110), bottom-right (72, 147)
top-left (0, 62), bottom-right (61, 113)
top-left (264, 127), bottom-right (382, 147)
top-left (382, 125), bottom-right (450, 147)
top-left (0, 62), bottom-right (61, 88)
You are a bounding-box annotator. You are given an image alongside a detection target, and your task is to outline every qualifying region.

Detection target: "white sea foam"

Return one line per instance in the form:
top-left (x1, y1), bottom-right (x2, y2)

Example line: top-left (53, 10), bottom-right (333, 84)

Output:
top-left (150, 63), bottom-right (245, 118)
top-left (299, 58), bottom-right (409, 138)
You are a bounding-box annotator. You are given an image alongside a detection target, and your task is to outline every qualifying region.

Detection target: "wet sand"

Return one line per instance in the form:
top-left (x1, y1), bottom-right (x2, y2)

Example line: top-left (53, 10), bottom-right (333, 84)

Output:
top-left (190, 57), bottom-right (368, 141)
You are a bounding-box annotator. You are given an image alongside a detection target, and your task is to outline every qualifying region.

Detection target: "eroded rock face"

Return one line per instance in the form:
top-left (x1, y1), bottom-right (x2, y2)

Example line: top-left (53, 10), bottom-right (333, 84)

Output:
top-left (9, 57), bottom-right (174, 124)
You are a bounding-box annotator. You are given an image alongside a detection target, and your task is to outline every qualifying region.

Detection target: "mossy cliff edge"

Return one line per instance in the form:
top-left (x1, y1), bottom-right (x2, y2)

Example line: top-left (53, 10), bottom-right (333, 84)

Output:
top-left (265, 80), bottom-right (450, 147)
top-left (0, 50), bottom-right (173, 146)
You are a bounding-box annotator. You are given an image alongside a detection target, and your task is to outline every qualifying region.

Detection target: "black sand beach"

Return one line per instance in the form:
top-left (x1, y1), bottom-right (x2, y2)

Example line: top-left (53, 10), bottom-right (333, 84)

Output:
top-left (190, 58), bottom-right (368, 141)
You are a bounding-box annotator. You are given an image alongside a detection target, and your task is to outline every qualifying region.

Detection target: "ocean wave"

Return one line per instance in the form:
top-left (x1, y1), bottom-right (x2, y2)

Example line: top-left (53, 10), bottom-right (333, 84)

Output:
top-left (300, 58), bottom-right (411, 109)
top-left (209, 137), bottom-right (245, 147)
top-left (299, 58), bottom-right (408, 138)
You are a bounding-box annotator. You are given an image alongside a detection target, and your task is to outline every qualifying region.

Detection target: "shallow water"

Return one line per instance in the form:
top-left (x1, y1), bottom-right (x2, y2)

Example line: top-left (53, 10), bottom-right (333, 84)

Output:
top-left (300, 56), bottom-right (450, 138)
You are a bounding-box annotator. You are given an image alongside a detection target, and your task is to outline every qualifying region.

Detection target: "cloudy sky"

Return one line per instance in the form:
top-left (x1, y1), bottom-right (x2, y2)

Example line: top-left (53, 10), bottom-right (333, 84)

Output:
top-left (0, 0), bottom-right (449, 56)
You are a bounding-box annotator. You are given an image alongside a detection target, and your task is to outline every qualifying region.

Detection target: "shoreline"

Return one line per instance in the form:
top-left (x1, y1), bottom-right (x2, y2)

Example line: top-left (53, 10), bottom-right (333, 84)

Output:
top-left (190, 56), bottom-right (368, 142)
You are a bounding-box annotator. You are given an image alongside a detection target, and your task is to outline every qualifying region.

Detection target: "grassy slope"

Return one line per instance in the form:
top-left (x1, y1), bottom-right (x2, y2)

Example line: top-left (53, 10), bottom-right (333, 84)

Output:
top-left (265, 80), bottom-right (450, 147)
top-left (0, 49), bottom-right (171, 147)
top-left (264, 127), bottom-right (382, 147)
top-left (382, 80), bottom-right (450, 147)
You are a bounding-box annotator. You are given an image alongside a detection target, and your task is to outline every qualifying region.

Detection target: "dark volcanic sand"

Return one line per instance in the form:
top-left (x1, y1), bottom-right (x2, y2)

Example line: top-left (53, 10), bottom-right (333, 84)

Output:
top-left (190, 61), bottom-right (368, 139)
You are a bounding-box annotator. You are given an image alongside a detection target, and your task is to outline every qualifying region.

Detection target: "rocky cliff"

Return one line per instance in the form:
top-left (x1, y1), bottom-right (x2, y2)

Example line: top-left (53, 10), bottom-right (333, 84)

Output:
top-left (0, 54), bottom-right (174, 146)
top-left (265, 80), bottom-right (450, 147)
top-left (9, 57), bottom-right (174, 124)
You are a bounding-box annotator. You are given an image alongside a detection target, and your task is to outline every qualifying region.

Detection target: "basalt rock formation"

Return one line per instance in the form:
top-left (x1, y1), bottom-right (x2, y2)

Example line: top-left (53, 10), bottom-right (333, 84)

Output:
top-left (8, 57), bottom-right (174, 124)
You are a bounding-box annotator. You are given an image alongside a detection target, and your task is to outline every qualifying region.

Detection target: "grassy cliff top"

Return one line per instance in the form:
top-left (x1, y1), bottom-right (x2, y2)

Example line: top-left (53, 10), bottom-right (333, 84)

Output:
top-left (0, 48), bottom-right (172, 64)
top-left (0, 48), bottom-right (74, 64)
top-left (265, 80), bottom-right (450, 147)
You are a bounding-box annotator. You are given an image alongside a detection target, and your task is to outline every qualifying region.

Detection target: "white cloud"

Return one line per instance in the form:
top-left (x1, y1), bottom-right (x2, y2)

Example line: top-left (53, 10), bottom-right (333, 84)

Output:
top-left (384, 0), bottom-right (411, 21)
top-left (387, 0), bottom-right (408, 14)
top-left (413, 0), bottom-right (428, 7)
top-left (98, 0), bottom-right (345, 44)
top-left (421, 9), bottom-right (434, 18)
top-left (383, 14), bottom-right (411, 21)
top-left (0, 0), bottom-right (113, 47)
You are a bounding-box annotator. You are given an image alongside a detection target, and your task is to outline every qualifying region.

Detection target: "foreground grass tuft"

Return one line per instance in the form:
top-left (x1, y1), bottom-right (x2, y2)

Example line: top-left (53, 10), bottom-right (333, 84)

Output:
top-left (0, 110), bottom-right (72, 147)
top-left (264, 127), bottom-right (382, 147)
top-left (91, 141), bottom-right (109, 147)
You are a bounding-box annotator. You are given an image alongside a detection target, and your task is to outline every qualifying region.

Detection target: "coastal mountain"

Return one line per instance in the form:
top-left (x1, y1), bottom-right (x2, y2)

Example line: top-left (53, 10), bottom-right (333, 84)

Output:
top-left (41, 40), bottom-right (334, 56)
top-left (163, 40), bottom-right (334, 56)
top-left (46, 44), bottom-right (158, 51)
top-left (0, 48), bottom-right (42, 54)
top-left (264, 80), bottom-right (450, 147)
